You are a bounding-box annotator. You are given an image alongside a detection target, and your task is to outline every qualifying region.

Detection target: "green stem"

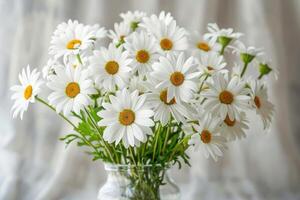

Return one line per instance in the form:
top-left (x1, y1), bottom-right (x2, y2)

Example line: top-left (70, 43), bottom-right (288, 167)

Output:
top-left (162, 126), bottom-right (170, 154)
top-left (84, 108), bottom-right (116, 163)
top-left (36, 97), bottom-right (102, 156)
top-left (129, 146), bottom-right (137, 165)
top-left (218, 36), bottom-right (232, 55)
top-left (200, 97), bottom-right (207, 105)
top-left (240, 62), bottom-right (249, 77)
top-left (198, 74), bottom-right (209, 94)
top-left (36, 96), bottom-right (76, 129)
top-left (80, 134), bottom-right (101, 156)
top-left (76, 54), bottom-right (83, 65)
top-left (168, 135), bottom-right (191, 162)
top-left (220, 45), bottom-right (226, 55)
top-left (141, 140), bottom-right (148, 163)
top-left (121, 145), bottom-right (128, 164)
top-left (152, 124), bottom-right (161, 161)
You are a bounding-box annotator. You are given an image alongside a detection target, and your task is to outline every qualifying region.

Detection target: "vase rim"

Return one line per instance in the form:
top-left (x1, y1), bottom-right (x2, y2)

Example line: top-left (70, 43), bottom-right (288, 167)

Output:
top-left (104, 163), bottom-right (169, 171)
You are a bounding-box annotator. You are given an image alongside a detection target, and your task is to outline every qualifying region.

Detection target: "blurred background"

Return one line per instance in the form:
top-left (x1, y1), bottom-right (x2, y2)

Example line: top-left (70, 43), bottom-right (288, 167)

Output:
top-left (1, 0), bottom-right (300, 199)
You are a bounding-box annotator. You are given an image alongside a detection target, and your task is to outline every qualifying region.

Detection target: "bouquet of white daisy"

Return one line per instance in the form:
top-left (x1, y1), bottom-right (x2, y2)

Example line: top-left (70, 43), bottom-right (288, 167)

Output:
top-left (10, 11), bottom-right (276, 200)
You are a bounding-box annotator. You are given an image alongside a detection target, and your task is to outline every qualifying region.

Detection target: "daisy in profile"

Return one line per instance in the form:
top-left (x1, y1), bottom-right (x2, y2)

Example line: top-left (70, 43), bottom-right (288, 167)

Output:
top-left (88, 43), bottom-right (132, 91)
top-left (204, 23), bottom-right (243, 44)
top-left (141, 17), bottom-right (187, 52)
top-left (202, 73), bottom-right (251, 121)
top-left (10, 65), bottom-right (43, 119)
top-left (146, 79), bottom-right (195, 125)
top-left (151, 52), bottom-right (200, 103)
top-left (250, 80), bottom-right (275, 129)
top-left (189, 31), bottom-right (221, 54)
top-left (98, 89), bottom-right (154, 148)
top-left (255, 57), bottom-right (278, 80)
top-left (108, 22), bottom-right (131, 47)
top-left (231, 41), bottom-right (264, 69)
top-left (47, 66), bottom-right (96, 115)
top-left (124, 31), bottom-right (159, 75)
top-left (231, 41), bottom-right (264, 58)
top-left (198, 52), bottom-right (227, 75)
top-left (120, 11), bottom-right (146, 31)
top-left (189, 114), bottom-right (227, 161)
top-left (49, 20), bottom-right (96, 59)
top-left (220, 112), bottom-right (249, 141)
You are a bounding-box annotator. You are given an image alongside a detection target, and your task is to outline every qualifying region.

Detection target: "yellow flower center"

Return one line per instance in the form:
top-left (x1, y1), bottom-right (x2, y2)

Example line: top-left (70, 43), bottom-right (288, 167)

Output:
top-left (159, 90), bottom-right (176, 105)
top-left (207, 66), bottom-right (214, 71)
top-left (66, 39), bottom-right (82, 50)
top-left (136, 50), bottom-right (150, 63)
top-left (120, 35), bottom-right (125, 42)
top-left (105, 61), bottom-right (119, 75)
top-left (24, 85), bottom-right (33, 100)
top-left (65, 82), bottom-right (80, 98)
top-left (200, 130), bottom-right (212, 144)
top-left (160, 38), bottom-right (173, 50)
top-left (197, 42), bottom-right (211, 52)
top-left (170, 71), bottom-right (184, 86)
top-left (219, 90), bottom-right (234, 104)
top-left (254, 96), bottom-right (261, 108)
top-left (119, 109), bottom-right (135, 126)
top-left (224, 115), bottom-right (236, 127)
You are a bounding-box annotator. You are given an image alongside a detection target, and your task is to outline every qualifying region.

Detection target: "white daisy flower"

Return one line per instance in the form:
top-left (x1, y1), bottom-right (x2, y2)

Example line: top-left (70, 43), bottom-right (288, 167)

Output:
top-left (98, 89), bottom-right (154, 148)
top-left (188, 114), bottom-right (227, 161)
top-left (151, 52), bottom-right (200, 103)
top-left (250, 80), bottom-right (275, 129)
top-left (146, 79), bottom-right (195, 125)
top-left (120, 11), bottom-right (146, 31)
top-left (157, 11), bottom-right (174, 25)
top-left (189, 31), bottom-right (221, 54)
top-left (141, 17), bottom-right (188, 52)
top-left (232, 41), bottom-right (264, 56)
top-left (198, 52), bottom-right (227, 75)
top-left (202, 73), bottom-right (251, 121)
top-left (88, 43), bottom-right (132, 92)
top-left (53, 19), bottom-right (82, 36)
top-left (220, 112), bottom-right (249, 141)
top-left (108, 22), bottom-right (131, 47)
top-left (256, 57), bottom-right (278, 80)
top-left (140, 12), bottom-right (174, 31)
top-left (49, 20), bottom-right (96, 59)
top-left (10, 65), bottom-right (43, 119)
top-left (47, 66), bottom-right (96, 115)
top-left (204, 23), bottom-right (243, 44)
top-left (124, 31), bottom-right (159, 75)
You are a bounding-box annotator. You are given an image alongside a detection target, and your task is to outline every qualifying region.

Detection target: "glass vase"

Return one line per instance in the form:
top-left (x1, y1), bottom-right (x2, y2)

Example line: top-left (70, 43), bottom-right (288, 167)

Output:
top-left (98, 163), bottom-right (180, 200)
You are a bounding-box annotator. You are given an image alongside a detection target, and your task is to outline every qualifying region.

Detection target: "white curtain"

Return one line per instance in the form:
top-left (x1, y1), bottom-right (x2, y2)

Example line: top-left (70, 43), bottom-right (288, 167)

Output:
top-left (1, 0), bottom-right (300, 199)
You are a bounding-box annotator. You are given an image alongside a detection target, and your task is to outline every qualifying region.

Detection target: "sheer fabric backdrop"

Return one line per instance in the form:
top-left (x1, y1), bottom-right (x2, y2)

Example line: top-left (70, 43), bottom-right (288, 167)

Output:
top-left (0, 0), bottom-right (300, 199)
